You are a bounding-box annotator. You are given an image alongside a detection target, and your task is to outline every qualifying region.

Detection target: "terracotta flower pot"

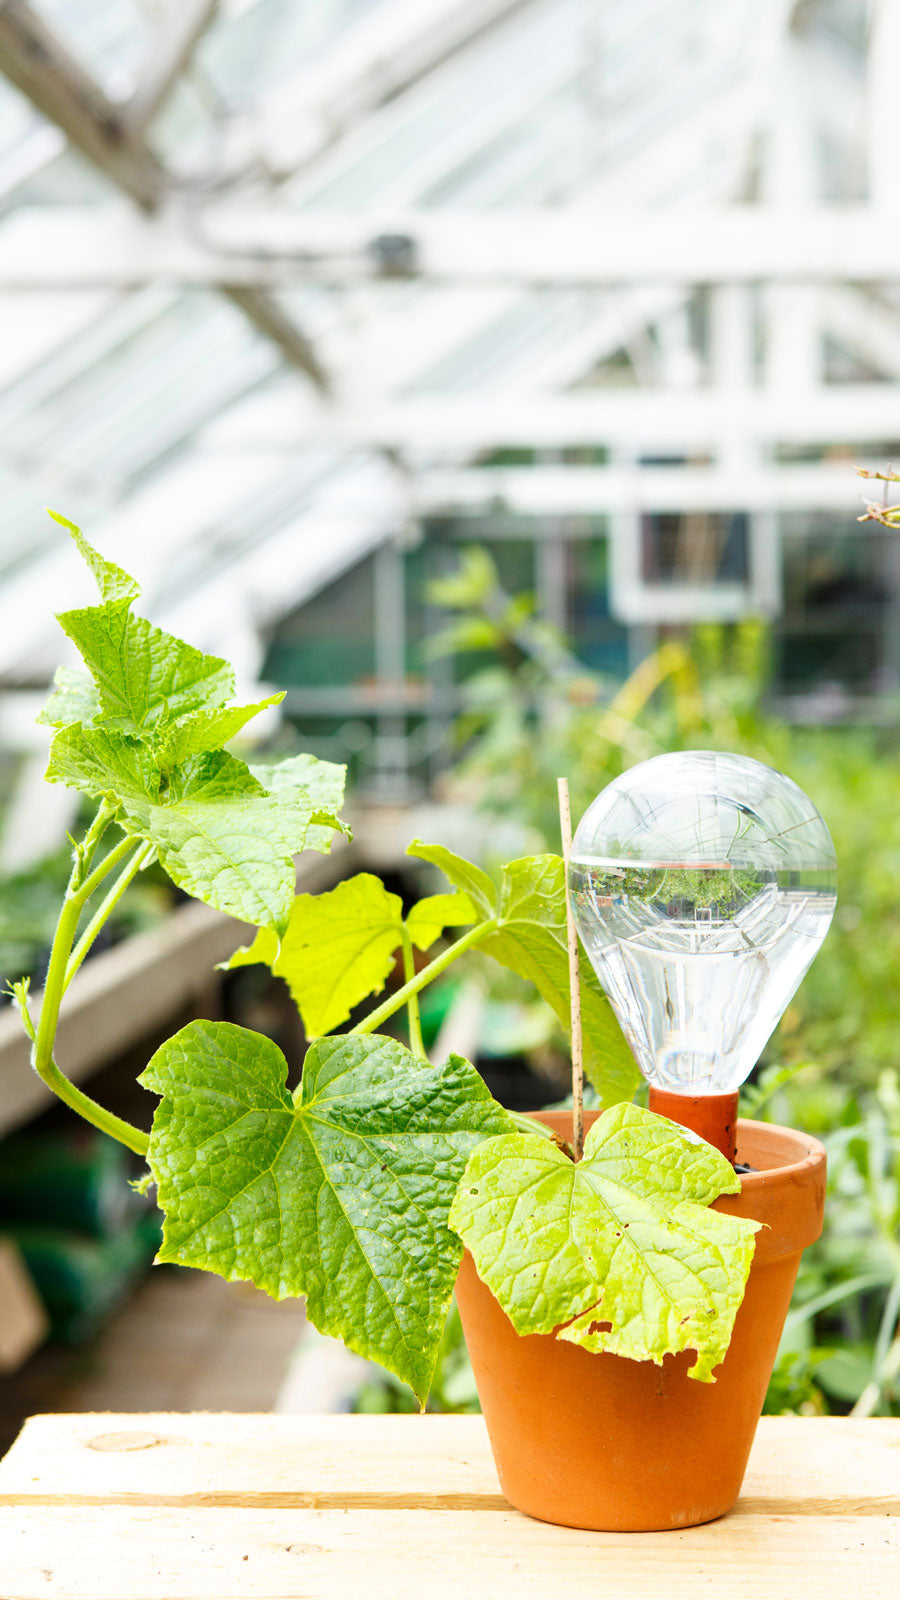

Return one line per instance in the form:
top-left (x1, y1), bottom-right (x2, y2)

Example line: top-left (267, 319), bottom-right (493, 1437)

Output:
top-left (455, 1111), bottom-right (826, 1532)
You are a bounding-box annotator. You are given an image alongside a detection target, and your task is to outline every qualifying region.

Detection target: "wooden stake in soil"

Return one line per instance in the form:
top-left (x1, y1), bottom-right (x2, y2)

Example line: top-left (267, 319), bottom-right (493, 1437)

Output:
top-left (557, 777), bottom-right (584, 1161)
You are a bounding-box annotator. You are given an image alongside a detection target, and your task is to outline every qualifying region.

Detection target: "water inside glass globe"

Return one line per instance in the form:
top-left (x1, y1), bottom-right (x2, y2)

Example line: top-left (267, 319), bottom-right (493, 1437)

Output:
top-left (569, 751), bottom-right (837, 1096)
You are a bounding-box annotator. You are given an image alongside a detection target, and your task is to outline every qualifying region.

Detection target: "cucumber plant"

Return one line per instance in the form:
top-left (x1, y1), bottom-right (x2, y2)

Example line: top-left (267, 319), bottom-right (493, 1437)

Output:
top-left (14, 516), bottom-right (759, 1404)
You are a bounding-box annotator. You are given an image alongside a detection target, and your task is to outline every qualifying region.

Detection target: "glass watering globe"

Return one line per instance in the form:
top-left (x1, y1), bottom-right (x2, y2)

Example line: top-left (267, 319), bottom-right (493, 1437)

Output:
top-left (569, 751), bottom-right (837, 1159)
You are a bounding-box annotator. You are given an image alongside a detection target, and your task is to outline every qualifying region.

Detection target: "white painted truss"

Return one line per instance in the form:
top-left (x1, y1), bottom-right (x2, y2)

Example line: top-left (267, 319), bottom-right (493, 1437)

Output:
top-left (0, 0), bottom-right (893, 685)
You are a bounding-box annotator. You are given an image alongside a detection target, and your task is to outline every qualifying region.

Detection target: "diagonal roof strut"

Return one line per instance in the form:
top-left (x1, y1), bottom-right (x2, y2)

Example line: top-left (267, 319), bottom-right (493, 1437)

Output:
top-left (0, 0), bottom-right (329, 390)
top-left (123, 0), bottom-right (220, 138)
top-left (0, 0), bottom-right (164, 208)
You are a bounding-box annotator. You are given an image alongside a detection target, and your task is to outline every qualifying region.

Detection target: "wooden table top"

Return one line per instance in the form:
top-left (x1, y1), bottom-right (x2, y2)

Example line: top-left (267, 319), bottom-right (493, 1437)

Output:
top-left (0, 1413), bottom-right (898, 1599)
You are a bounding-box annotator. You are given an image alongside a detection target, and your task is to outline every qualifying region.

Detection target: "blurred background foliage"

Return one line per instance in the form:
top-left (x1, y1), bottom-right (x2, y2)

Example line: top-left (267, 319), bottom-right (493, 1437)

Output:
top-left (0, 822), bottom-right (175, 1002)
top-left (356, 544), bottom-right (900, 1420)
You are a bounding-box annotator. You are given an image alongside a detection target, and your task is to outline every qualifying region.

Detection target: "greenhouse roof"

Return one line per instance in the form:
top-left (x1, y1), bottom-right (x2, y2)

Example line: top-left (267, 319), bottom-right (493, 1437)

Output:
top-left (0, 0), bottom-right (893, 681)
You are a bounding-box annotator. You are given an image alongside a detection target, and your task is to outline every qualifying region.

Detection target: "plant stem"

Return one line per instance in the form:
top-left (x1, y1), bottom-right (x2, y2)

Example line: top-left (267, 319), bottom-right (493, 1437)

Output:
top-left (509, 1110), bottom-right (554, 1140)
top-left (77, 831), bottom-right (140, 902)
top-left (64, 840), bottom-right (155, 991)
top-left (30, 806), bottom-right (151, 1158)
top-left (37, 1056), bottom-right (149, 1157)
top-left (352, 920), bottom-right (497, 1037)
top-left (73, 799), bottom-right (113, 879)
top-left (852, 1268), bottom-right (900, 1417)
top-left (400, 926), bottom-right (425, 1057)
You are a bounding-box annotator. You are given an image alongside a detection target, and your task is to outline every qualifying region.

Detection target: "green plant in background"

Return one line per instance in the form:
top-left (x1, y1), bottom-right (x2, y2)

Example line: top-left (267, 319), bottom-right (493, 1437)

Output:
top-left (755, 1066), bottom-right (900, 1418)
top-left (14, 515), bottom-right (764, 1408)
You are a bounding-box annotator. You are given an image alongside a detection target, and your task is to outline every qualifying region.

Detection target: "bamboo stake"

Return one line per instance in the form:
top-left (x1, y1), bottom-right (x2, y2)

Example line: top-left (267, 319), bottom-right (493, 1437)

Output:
top-left (557, 776), bottom-right (584, 1161)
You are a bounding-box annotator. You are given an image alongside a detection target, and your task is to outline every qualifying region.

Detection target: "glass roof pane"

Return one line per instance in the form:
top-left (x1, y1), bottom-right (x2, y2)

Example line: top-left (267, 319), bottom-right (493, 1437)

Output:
top-left (0, 0), bottom-right (877, 691)
top-left (2, 290), bottom-right (279, 492)
top-left (31, 0), bottom-right (150, 96)
top-left (198, 0), bottom-right (383, 107)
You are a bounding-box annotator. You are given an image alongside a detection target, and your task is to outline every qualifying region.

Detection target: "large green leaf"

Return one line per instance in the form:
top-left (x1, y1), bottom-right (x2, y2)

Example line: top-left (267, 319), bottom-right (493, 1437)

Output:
top-left (58, 602), bottom-right (234, 736)
top-left (47, 729), bottom-right (343, 929)
top-left (449, 1103), bottom-right (760, 1382)
top-left (37, 666), bottom-right (100, 729)
top-left (141, 1023), bottom-right (513, 1402)
top-left (156, 695), bottom-right (285, 765)
top-left (250, 753), bottom-right (347, 854)
top-left (408, 842), bottom-right (638, 1105)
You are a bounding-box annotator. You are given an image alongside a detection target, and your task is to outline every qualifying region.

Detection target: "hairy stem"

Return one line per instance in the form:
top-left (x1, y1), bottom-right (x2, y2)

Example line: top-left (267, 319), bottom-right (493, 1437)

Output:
top-left (64, 840), bottom-right (155, 991)
top-left (352, 920), bottom-right (497, 1036)
top-left (30, 805), bottom-right (151, 1157)
top-left (73, 799), bottom-right (114, 879)
top-left (400, 926), bottom-right (425, 1057)
top-left (77, 831), bottom-right (141, 903)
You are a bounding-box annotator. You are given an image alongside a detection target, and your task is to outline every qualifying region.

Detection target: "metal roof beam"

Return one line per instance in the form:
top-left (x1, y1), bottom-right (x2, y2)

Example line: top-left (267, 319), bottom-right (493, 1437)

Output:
top-left (220, 284), bottom-right (330, 392)
top-left (823, 286), bottom-right (900, 381)
top-left (867, 0), bottom-right (900, 208)
top-left (123, 0), bottom-right (220, 138)
top-left (201, 384), bottom-right (900, 454)
top-left (418, 462), bottom-right (869, 515)
top-left (0, 8), bottom-right (331, 391)
top-left (5, 205), bottom-right (900, 287)
top-left (0, 1), bottom-right (165, 209)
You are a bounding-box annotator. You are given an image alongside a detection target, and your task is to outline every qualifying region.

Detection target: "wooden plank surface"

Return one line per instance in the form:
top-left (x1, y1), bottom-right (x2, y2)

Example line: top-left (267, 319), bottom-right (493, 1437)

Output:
top-left (0, 1414), bottom-right (898, 1600)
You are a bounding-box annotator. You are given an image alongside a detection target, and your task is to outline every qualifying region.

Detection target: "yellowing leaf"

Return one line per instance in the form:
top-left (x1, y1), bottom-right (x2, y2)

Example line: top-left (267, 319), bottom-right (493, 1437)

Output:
top-left (227, 874), bottom-right (405, 1036)
top-left (449, 1102), bottom-right (760, 1382)
top-left (407, 840), bottom-right (497, 917)
top-left (227, 877), bottom-right (475, 1033)
top-left (406, 891), bottom-right (476, 952)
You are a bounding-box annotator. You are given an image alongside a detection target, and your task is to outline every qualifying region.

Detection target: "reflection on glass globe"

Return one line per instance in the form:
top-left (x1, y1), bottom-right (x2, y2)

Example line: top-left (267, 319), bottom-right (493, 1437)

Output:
top-left (569, 751), bottom-right (837, 1095)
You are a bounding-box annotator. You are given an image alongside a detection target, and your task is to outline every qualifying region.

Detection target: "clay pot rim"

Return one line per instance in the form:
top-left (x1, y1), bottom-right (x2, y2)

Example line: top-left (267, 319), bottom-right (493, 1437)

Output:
top-left (526, 1108), bottom-right (826, 1184)
top-left (729, 1115), bottom-right (826, 1187)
